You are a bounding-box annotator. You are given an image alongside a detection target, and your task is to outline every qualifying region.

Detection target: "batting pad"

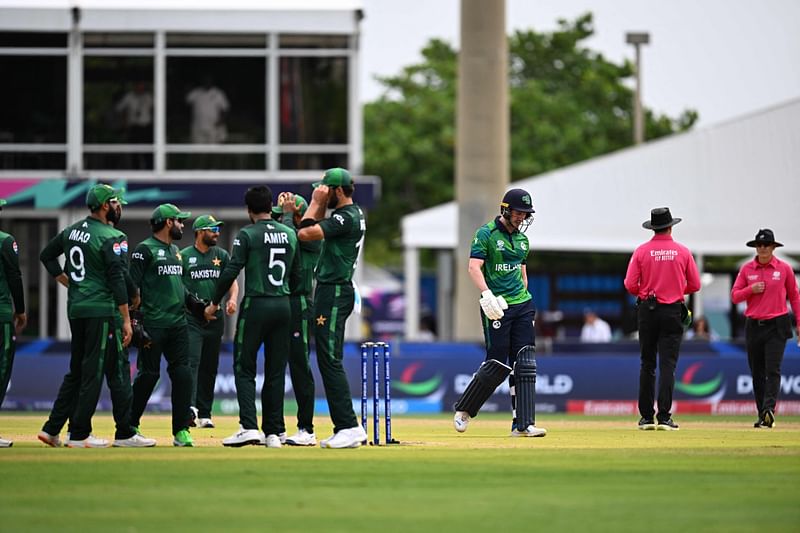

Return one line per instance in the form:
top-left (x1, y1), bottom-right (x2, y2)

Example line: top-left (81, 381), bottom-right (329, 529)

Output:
top-left (514, 345), bottom-right (537, 429)
top-left (454, 359), bottom-right (511, 417)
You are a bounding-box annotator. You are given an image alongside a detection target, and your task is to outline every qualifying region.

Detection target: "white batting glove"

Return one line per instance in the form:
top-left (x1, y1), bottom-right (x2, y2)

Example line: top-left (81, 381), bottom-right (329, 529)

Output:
top-left (497, 295), bottom-right (508, 311)
top-left (480, 290), bottom-right (505, 320)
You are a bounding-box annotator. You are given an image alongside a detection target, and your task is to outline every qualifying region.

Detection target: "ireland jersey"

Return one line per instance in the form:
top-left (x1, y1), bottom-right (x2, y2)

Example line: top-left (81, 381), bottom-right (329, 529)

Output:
top-left (213, 219), bottom-right (298, 303)
top-left (181, 244), bottom-right (229, 319)
top-left (130, 236), bottom-right (187, 328)
top-left (0, 231), bottom-right (25, 322)
top-left (40, 217), bottom-right (128, 318)
top-left (316, 203), bottom-right (365, 284)
top-left (469, 217), bottom-right (532, 305)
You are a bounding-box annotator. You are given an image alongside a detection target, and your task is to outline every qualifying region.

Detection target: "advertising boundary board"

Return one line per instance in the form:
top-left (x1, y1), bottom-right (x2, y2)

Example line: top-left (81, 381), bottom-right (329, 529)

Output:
top-left (4, 343), bottom-right (799, 415)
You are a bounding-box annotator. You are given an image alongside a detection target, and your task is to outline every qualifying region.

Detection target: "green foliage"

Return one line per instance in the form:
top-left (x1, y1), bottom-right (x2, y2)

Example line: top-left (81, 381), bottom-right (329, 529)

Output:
top-left (363, 13), bottom-right (698, 266)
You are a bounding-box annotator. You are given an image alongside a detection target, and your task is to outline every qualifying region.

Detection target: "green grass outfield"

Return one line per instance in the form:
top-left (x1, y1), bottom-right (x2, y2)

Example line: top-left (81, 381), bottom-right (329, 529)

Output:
top-left (1, 413), bottom-right (798, 532)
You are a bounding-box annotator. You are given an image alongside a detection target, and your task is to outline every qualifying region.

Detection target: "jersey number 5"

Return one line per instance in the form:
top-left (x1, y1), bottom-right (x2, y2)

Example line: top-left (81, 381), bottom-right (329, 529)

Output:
top-left (268, 247), bottom-right (286, 287)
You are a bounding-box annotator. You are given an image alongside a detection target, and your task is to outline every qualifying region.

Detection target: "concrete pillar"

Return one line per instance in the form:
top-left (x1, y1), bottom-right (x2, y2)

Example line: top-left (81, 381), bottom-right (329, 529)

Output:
top-left (403, 246), bottom-right (420, 339)
top-left (454, 0), bottom-right (509, 340)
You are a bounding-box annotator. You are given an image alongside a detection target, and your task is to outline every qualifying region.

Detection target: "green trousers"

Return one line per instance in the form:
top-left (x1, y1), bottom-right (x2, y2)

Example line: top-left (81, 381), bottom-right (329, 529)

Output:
top-left (314, 283), bottom-right (358, 433)
top-left (187, 316), bottom-right (224, 419)
top-left (130, 324), bottom-right (192, 436)
top-left (233, 296), bottom-right (290, 435)
top-left (43, 316), bottom-right (131, 441)
top-left (0, 322), bottom-right (15, 410)
top-left (280, 294), bottom-right (315, 434)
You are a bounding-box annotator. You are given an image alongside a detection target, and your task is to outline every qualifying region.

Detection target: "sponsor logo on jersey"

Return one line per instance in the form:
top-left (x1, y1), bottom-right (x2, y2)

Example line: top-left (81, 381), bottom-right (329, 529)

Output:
top-left (233, 238), bottom-right (241, 246)
top-left (650, 249), bottom-right (678, 262)
top-left (333, 214), bottom-right (345, 225)
top-left (11, 241), bottom-right (17, 254)
top-left (496, 240), bottom-right (505, 250)
top-left (747, 274), bottom-right (758, 281)
top-left (132, 252), bottom-right (144, 260)
top-left (112, 242), bottom-right (121, 255)
top-left (120, 240), bottom-right (128, 253)
top-left (772, 271), bottom-right (781, 280)
top-left (158, 264), bottom-right (183, 276)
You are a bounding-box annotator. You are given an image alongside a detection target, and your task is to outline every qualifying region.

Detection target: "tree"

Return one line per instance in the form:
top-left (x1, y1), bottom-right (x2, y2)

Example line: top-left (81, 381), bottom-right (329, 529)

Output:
top-left (363, 13), bottom-right (698, 266)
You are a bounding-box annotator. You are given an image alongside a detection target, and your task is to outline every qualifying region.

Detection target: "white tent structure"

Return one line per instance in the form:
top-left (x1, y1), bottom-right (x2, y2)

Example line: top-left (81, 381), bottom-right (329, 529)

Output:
top-left (402, 98), bottom-right (800, 339)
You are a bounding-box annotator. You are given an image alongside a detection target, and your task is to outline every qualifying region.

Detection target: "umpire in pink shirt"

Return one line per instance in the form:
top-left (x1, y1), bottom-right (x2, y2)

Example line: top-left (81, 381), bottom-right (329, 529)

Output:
top-left (624, 208), bottom-right (701, 430)
top-left (731, 229), bottom-right (800, 429)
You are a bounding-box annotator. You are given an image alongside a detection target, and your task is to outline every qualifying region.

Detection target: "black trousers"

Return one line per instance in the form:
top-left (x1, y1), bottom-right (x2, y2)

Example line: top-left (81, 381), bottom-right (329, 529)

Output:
top-left (130, 324), bottom-right (192, 436)
top-left (745, 315), bottom-right (790, 416)
top-left (637, 302), bottom-right (683, 421)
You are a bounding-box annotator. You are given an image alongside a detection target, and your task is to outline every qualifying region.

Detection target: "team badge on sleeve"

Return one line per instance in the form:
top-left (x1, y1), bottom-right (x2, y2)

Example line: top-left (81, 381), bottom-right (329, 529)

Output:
top-left (113, 242), bottom-right (122, 255)
top-left (12, 241), bottom-right (18, 254)
top-left (120, 240), bottom-right (128, 253)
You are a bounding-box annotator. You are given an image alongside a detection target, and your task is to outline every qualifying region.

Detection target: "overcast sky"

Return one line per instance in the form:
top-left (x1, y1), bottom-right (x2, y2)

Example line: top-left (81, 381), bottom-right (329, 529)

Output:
top-left (360, 0), bottom-right (800, 127)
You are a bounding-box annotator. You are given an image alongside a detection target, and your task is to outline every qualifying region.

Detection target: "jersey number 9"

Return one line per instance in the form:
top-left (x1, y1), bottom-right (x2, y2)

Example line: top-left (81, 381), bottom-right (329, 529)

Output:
top-left (69, 245), bottom-right (86, 282)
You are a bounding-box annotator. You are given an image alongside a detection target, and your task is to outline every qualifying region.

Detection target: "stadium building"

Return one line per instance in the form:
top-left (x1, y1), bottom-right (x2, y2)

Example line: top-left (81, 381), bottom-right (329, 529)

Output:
top-left (0, 0), bottom-right (374, 339)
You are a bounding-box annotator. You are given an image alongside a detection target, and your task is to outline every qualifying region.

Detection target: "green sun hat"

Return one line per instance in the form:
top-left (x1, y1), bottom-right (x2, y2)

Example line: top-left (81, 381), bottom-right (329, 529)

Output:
top-left (312, 167), bottom-right (353, 188)
top-left (151, 203), bottom-right (191, 224)
top-left (86, 184), bottom-right (127, 210)
top-left (192, 214), bottom-right (225, 231)
top-left (271, 194), bottom-right (309, 217)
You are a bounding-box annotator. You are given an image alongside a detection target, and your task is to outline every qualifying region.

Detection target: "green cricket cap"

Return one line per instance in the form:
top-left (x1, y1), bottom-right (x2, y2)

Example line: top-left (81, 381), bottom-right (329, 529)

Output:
top-left (86, 183), bottom-right (127, 210)
top-left (313, 167), bottom-right (353, 188)
top-left (192, 214), bottom-right (225, 231)
top-left (271, 194), bottom-right (308, 217)
top-left (151, 203), bottom-right (191, 224)
top-left (0, 199), bottom-right (6, 207)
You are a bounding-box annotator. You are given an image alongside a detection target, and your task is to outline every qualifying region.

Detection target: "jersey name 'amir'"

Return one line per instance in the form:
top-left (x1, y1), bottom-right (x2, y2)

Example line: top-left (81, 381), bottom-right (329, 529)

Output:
top-left (263, 231), bottom-right (290, 244)
top-left (158, 264), bottom-right (183, 276)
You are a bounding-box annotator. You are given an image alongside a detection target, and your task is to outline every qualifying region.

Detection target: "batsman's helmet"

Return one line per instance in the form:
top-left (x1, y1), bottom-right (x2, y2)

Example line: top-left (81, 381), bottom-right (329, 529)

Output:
top-left (500, 188), bottom-right (535, 232)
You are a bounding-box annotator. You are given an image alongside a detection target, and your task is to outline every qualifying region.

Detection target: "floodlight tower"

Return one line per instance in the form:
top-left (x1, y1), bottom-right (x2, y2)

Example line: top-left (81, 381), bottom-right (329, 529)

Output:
top-left (626, 32), bottom-right (650, 145)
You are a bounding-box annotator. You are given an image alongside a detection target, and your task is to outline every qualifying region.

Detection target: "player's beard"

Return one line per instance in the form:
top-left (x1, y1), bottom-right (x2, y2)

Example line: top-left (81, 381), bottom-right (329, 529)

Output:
top-left (107, 205), bottom-right (121, 225)
top-left (202, 233), bottom-right (218, 247)
top-left (169, 224), bottom-right (183, 241)
top-left (327, 190), bottom-right (339, 209)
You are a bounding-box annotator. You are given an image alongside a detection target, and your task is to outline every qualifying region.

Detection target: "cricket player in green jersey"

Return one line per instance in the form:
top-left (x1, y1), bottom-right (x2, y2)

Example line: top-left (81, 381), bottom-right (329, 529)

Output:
top-left (273, 192), bottom-right (321, 446)
top-left (38, 184), bottom-right (135, 448)
top-left (0, 199), bottom-right (27, 448)
top-left (453, 189), bottom-right (546, 438)
top-left (181, 214), bottom-right (239, 429)
top-left (129, 203), bottom-right (195, 447)
top-left (298, 168), bottom-right (368, 449)
top-left (204, 186), bottom-right (299, 449)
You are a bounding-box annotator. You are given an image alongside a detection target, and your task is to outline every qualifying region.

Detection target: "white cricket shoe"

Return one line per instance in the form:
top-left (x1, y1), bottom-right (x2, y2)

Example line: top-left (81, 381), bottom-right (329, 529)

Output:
top-left (285, 429), bottom-right (317, 446)
top-left (66, 435), bottom-right (111, 448)
top-left (453, 411), bottom-right (470, 433)
top-left (321, 426), bottom-right (367, 449)
top-left (113, 433), bottom-right (157, 447)
top-left (511, 424), bottom-right (547, 438)
top-left (264, 434), bottom-right (283, 448)
top-left (38, 430), bottom-right (62, 448)
top-left (222, 427), bottom-right (263, 447)
top-left (0, 436), bottom-right (12, 447)
top-left (197, 418), bottom-right (215, 429)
